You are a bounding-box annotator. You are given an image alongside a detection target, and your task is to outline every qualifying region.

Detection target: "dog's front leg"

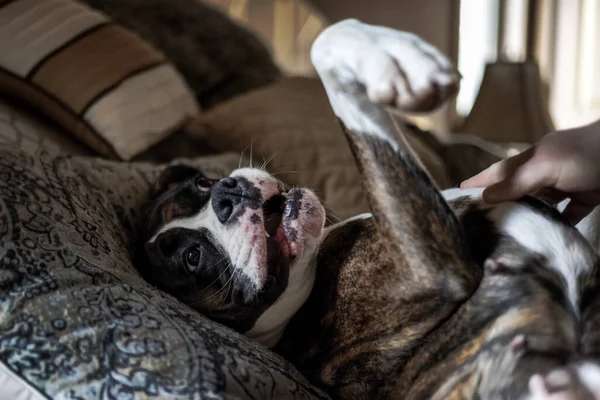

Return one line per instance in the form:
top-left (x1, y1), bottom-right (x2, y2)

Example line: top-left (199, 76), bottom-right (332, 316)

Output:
top-left (312, 20), bottom-right (481, 308)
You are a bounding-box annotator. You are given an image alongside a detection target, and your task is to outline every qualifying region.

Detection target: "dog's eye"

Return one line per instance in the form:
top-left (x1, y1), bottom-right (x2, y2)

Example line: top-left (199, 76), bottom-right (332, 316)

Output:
top-left (196, 177), bottom-right (213, 192)
top-left (185, 247), bottom-right (203, 272)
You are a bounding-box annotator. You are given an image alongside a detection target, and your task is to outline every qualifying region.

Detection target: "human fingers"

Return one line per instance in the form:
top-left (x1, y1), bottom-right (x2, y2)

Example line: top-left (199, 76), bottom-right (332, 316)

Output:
top-left (460, 148), bottom-right (534, 190)
top-left (482, 156), bottom-right (554, 204)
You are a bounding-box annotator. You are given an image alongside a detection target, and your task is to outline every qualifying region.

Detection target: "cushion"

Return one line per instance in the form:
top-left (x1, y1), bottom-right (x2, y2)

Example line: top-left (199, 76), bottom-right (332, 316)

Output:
top-left (134, 130), bottom-right (223, 163)
top-left (0, 0), bottom-right (199, 160)
top-left (0, 97), bottom-right (92, 156)
top-left (81, 0), bottom-right (282, 109)
top-left (187, 77), bottom-right (454, 220)
top-left (0, 118), bottom-right (328, 398)
top-left (187, 77), bottom-right (367, 220)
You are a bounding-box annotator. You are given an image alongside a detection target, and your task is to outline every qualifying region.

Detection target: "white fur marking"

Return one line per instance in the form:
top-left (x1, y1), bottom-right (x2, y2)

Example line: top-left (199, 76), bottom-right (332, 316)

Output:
top-left (577, 363), bottom-right (600, 393)
top-left (488, 203), bottom-right (594, 315)
top-left (322, 213), bottom-right (373, 240)
top-left (442, 187), bottom-right (484, 202)
top-left (311, 19), bottom-right (460, 152)
top-left (245, 255), bottom-right (318, 347)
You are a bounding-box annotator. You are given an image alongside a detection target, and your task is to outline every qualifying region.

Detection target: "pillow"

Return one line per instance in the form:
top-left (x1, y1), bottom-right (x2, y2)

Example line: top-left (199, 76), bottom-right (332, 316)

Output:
top-left (186, 77), bottom-right (367, 220)
top-left (0, 129), bottom-right (328, 398)
top-left (187, 77), bottom-right (454, 220)
top-left (0, 0), bottom-right (199, 160)
top-left (0, 154), bottom-right (330, 399)
top-left (80, 0), bottom-right (282, 109)
top-left (0, 97), bottom-right (92, 156)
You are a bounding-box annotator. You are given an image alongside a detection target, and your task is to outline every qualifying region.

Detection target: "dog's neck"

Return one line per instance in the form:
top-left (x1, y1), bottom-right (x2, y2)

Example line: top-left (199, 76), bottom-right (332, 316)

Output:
top-left (245, 213), bottom-right (373, 347)
top-left (244, 252), bottom-right (318, 347)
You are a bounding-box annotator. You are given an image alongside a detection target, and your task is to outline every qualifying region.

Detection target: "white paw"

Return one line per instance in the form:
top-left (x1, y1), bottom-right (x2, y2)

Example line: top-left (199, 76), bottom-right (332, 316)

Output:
top-left (311, 19), bottom-right (460, 112)
top-left (528, 363), bottom-right (600, 400)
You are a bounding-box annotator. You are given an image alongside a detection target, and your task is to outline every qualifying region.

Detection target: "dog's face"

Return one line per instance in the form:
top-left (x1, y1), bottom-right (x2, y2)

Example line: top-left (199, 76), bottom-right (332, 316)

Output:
top-left (136, 165), bottom-right (325, 333)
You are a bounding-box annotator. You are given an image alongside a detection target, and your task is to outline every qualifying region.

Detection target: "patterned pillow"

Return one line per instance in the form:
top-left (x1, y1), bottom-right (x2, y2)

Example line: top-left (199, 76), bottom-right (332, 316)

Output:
top-left (0, 97), bottom-right (92, 156)
top-left (0, 141), bottom-right (328, 398)
top-left (0, 0), bottom-right (199, 160)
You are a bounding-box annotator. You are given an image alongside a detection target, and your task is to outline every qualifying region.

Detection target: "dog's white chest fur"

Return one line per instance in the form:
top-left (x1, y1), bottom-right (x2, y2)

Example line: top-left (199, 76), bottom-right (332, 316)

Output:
top-left (245, 255), bottom-right (317, 347)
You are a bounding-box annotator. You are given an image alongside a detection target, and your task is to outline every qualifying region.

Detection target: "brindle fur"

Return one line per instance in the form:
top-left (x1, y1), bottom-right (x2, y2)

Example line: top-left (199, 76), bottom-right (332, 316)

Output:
top-left (131, 14), bottom-right (600, 398)
top-left (277, 88), bottom-right (600, 399)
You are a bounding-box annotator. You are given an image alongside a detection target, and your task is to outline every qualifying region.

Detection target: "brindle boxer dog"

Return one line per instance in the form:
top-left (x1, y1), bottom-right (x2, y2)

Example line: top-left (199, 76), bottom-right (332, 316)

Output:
top-left (136, 20), bottom-right (600, 399)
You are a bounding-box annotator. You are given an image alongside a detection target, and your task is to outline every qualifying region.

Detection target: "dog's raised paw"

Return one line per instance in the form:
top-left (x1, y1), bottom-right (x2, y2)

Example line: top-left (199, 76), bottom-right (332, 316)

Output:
top-left (311, 19), bottom-right (460, 113)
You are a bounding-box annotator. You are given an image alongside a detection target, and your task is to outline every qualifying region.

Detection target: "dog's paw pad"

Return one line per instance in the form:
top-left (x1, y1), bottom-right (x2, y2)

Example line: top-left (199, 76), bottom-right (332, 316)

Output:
top-left (510, 334), bottom-right (528, 354)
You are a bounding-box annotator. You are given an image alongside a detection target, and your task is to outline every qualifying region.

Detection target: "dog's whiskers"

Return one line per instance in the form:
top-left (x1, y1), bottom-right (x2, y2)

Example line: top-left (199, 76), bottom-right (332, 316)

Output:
top-left (239, 147), bottom-right (249, 169)
top-left (249, 139), bottom-right (254, 168)
top-left (325, 216), bottom-right (337, 225)
top-left (203, 264), bottom-right (238, 304)
top-left (200, 255), bottom-right (231, 290)
top-left (224, 269), bottom-right (237, 305)
top-left (219, 266), bottom-right (240, 307)
top-left (270, 171), bottom-right (299, 177)
top-left (260, 152), bottom-right (279, 171)
top-left (324, 208), bottom-right (341, 222)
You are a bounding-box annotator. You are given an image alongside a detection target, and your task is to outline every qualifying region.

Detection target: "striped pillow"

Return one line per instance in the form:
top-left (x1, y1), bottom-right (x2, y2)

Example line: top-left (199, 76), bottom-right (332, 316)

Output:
top-left (0, 0), bottom-right (199, 160)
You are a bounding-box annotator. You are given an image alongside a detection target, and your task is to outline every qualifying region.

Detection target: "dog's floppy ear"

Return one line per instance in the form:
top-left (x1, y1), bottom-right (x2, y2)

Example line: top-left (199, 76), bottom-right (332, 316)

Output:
top-left (149, 164), bottom-right (202, 200)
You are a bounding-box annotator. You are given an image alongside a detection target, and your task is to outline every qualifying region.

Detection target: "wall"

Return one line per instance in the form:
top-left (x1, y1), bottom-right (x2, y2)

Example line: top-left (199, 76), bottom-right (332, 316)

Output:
top-left (301, 0), bottom-right (460, 62)
top-left (206, 0), bottom-right (461, 133)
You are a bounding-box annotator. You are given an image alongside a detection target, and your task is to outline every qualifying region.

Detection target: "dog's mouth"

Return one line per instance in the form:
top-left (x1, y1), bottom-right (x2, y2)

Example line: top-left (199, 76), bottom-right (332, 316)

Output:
top-left (262, 194), bottom-right (289, 269)
top-left (263, 194), bottom-right (285, 237)
top-left (260, 187), bottom-right (319, 274)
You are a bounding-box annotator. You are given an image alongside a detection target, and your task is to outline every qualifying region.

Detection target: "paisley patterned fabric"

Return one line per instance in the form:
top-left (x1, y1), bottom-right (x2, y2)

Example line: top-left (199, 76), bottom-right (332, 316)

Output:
top-left (0, 104), bottom-right (328, 399)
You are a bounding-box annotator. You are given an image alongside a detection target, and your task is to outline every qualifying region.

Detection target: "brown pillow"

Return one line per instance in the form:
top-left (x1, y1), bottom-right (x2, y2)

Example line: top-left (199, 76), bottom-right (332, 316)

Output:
top-left (0, 97), bottom-right (92, 156)
top-left (0, 0), bottom-right (199, 160)
top-left (188, 77), bottom-right (365, 220)
top-left (188, 77), bottom-right (456, 220)
top-left (80, 0), bottom-right (282, 109)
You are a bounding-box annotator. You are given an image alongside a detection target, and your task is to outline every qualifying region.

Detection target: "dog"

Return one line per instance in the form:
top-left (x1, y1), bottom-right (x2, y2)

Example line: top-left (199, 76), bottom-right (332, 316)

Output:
top-left (136, 20), bottom-right (600, 399)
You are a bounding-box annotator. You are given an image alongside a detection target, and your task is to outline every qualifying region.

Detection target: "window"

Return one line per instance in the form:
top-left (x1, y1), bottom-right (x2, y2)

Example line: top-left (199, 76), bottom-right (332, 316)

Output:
top-left (456, 0), bottom-right (499, 117)
top-left (549, 0), bottom-right (600, 128)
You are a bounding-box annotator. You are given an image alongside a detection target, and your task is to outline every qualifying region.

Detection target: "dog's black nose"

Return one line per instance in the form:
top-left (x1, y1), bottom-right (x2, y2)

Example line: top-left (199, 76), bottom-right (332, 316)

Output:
top-left (212, 177), bottom-right (255, 224)
top-left (219, 177), bottom-right (237, 189)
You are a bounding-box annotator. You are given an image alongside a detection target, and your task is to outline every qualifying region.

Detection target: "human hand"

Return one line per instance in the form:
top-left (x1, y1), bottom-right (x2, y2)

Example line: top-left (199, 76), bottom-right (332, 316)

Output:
top-left (460, 119), bottom-right (600, 224)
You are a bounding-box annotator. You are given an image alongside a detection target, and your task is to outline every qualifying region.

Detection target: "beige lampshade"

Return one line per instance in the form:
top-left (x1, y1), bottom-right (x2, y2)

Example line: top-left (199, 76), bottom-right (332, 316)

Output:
top-left (459, 60), bottom-right (554, 144)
